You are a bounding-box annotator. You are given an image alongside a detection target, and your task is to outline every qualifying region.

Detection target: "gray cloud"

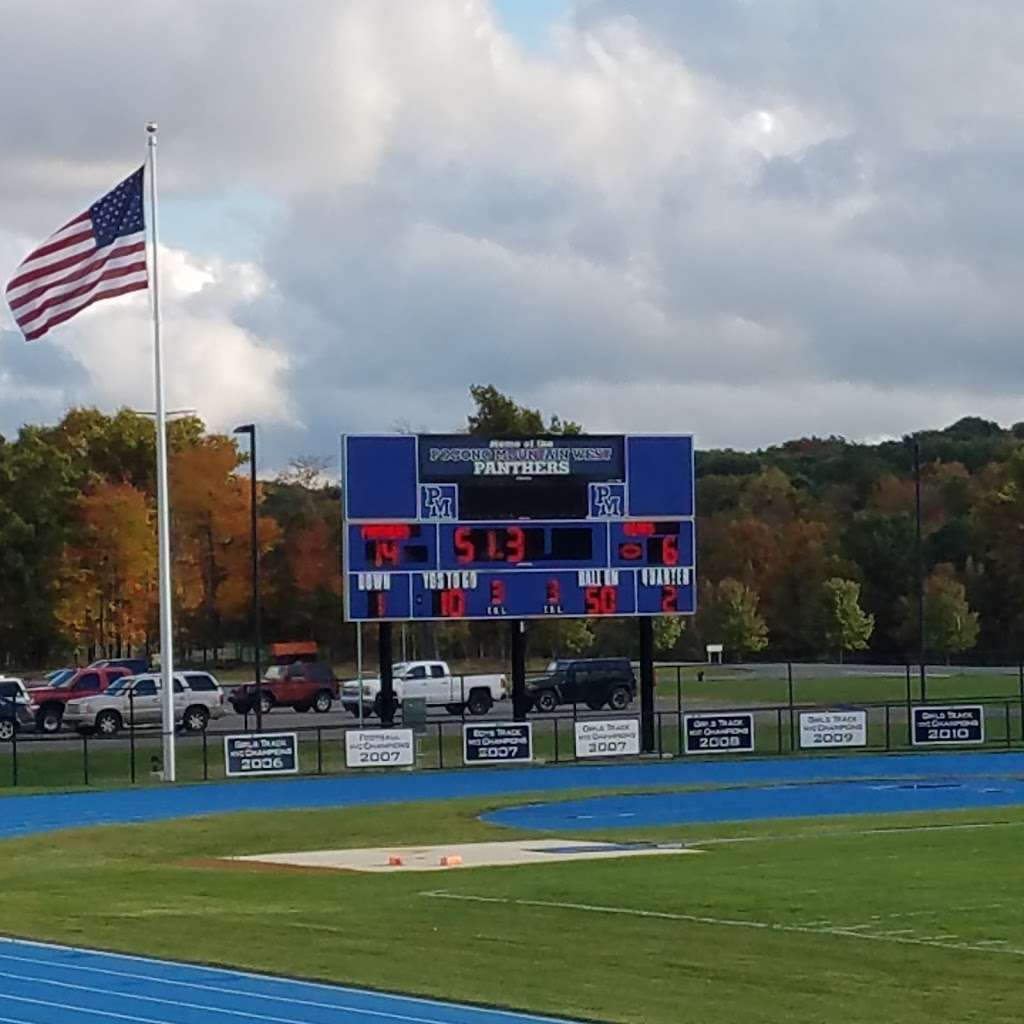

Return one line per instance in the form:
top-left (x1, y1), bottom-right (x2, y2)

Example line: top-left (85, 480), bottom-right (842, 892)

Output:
top-left (3, 0), bottom-right (1024, 468)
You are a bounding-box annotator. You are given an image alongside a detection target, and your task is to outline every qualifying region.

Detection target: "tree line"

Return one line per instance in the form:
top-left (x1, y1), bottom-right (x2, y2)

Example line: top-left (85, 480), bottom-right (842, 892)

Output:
top-left (0, 387), bottom-right (1018, 670)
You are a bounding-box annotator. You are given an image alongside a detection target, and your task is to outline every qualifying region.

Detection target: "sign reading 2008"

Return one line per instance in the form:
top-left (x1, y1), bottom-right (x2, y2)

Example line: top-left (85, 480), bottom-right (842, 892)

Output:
top-left (224, 733), bottom-right (299, 777)
top-left (341, 433), bottom-right (694, 622)
top-left (684, 713), bottom-right (755, 754)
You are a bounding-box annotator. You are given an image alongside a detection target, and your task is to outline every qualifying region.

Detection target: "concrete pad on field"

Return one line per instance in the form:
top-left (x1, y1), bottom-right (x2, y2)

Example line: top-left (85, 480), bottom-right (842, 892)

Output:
top-left (229, 839), bottom-right (696, 873)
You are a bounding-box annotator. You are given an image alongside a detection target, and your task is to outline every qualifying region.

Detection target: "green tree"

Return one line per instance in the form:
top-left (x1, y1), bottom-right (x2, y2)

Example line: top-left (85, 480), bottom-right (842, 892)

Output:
top-left (467, 384), bottom-right (580, 436)
top-left (652, 616), bottom-right (685, 656)
top-left (921, 565), bottom-right (980, 663)
top-left (816, 577), bottom-right (874, 663)
top-left (703, 578), bottom-right (768, 660)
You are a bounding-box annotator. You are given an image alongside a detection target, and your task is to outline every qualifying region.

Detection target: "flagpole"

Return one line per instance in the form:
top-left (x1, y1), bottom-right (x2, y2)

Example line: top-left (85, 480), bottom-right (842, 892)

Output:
top-left (146, 121), bottom-right (176, 783)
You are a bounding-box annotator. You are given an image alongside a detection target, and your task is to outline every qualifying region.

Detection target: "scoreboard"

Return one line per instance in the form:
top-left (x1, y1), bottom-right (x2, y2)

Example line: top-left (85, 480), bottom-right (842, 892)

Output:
top-left (342, 433), bottom-right (695, 623)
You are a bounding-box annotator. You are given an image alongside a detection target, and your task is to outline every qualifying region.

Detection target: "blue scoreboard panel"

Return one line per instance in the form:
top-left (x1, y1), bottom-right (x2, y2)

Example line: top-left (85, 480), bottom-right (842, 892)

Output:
top-left (342, 434), bottom-right (695, 623)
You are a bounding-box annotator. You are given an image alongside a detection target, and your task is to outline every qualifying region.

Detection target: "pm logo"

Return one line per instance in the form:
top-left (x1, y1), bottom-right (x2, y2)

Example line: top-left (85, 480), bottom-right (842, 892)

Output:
top-left (420, 484), bottom-right (458, 520)
top-left (589, 483), bottom-right (624, 518)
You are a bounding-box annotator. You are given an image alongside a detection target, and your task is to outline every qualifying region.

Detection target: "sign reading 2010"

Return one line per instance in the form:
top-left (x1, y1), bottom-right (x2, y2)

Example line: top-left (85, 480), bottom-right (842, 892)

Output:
top-left (912, 705), bottom-right (984, 746)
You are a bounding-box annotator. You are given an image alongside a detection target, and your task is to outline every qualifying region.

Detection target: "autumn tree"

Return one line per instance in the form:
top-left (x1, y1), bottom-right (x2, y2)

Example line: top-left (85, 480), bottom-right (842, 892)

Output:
top-left (56, 482), bottom-right (156, 656)
top-left (816, 577), bottom-right (874, 663)
top-left (905, 565), bottom-right (980, 663)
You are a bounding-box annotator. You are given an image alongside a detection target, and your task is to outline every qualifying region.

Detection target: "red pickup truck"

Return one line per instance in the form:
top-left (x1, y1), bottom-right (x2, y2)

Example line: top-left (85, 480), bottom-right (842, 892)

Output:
top-left (29, 666), bottom-right (132, 733)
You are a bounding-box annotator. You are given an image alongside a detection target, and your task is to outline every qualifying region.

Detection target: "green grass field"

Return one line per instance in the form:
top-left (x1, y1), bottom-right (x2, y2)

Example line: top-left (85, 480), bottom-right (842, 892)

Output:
top-left (2, 790), bottom-right (1024, 1023)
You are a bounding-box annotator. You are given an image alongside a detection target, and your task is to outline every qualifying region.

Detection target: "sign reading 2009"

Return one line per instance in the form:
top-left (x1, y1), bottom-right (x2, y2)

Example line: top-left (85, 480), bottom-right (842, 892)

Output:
top-left (799, 710), bottom-right (868, 749)
top-left (684, 713), bottom-right (755, 754)
top-left (912, 705), bottom-right (984, 746)
top-left (224, 733), bottom-right (299, 777)
top-left (463, 723), bottom-right (533, 765)
top-left (341, 433), bottom-right (695, 623)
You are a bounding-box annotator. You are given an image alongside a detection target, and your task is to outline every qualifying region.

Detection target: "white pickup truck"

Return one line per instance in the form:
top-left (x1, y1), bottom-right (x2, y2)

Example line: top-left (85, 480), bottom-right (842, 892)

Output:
top-left (341, 661), bottom-right (508, 717)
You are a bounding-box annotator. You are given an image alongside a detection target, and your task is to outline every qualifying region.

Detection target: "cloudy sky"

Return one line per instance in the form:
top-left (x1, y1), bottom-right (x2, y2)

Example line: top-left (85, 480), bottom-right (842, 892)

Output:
top-left (3, 0), bottom-right (1024, 468)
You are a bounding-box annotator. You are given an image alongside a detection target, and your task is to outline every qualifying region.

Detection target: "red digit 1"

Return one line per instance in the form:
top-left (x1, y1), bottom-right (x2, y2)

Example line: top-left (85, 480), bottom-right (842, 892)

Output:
top-left (547, 579), bottom-right (561, 604)
top-left (506, 526), bottom-right (525, 564)
top-left (373, 592), bottom-right (386, 617)
top-left (661, 585), bottom-right (678, 613)
top-left (663, 535), bottom-right (679, 566)
top-left (455, 527), bottom-right (474, 564)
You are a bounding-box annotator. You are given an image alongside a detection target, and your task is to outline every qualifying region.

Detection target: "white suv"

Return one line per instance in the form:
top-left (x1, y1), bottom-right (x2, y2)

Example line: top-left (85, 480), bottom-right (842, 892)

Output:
top-left (64, 672), bottom-right (225, 737)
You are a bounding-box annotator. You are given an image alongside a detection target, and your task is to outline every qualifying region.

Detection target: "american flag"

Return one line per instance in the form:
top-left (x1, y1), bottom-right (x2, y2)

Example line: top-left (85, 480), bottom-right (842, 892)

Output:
top-left (4, 167), bottom-right (148, 342)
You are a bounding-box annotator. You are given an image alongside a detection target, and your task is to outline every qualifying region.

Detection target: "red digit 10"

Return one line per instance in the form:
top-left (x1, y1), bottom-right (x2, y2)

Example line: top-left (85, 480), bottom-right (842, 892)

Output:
top-left (440, 588), bottom-right (466, 617)
top-left (454, 527), bottom-right (474, 564)
top-left (663, 535), bottom-right (679, 566)
top-left (661, 585), bottom-right (678, 613)
top-left (584, 586), bottom-right (617, 615)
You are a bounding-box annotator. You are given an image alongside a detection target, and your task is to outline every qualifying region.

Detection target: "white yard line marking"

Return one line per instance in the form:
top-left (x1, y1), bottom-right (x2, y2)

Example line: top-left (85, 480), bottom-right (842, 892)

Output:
top-left (421, 892), bottom-right (1024, 960)
top-left (692, 820), bottom-right (1024, 847)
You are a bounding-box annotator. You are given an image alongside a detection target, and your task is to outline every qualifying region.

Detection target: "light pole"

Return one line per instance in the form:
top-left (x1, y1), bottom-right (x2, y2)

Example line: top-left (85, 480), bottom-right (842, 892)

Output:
top-left (912, 437), bottom-right (925, 699)
top-left (234, 424), bottom-right (263, 729)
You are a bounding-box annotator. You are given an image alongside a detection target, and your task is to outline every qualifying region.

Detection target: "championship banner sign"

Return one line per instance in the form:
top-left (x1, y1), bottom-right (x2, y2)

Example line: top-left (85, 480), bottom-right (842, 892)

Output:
top-left (463, 722), bottom-right (533, 765)
top-left (912, 705), bottom-right (984, 746)
top-left (799, 710), bottom-right (868, 749)
top-left (224, 733), bottom-right (299, 777)
top-left (574, 718), bottom-right (640, 759)
top-left (345, 728), bottom-right (415, 768)
top-left (683, 713), bottom-right (755, 754)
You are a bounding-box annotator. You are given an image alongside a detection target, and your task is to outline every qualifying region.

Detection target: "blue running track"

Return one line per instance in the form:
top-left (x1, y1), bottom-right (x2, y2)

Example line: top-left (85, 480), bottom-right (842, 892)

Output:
top-left (0, 937), bottom-right (583, 1024)
top-left (4, 751), bottom-right (1024, 839)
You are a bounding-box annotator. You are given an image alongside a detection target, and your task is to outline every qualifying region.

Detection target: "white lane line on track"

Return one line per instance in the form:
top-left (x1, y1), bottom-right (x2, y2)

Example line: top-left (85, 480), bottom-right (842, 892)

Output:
top-left (0, 992), bottom-right (168, 1024)
top-left (0, 966), bottom-right (482, 1024)
top-left (691, 820), bottom-right (1024, 847)
top-left (0, 941), bottom-right (575, 1024)
top-left (421, 892), bottom-right (1024, 960)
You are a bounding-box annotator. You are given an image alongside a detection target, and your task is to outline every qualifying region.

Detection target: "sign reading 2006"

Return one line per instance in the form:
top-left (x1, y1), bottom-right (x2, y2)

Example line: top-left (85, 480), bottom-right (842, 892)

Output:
top-left (224, 733), bottom-right (299, 777)
top-left (683, 713), bottom-right (755, 754)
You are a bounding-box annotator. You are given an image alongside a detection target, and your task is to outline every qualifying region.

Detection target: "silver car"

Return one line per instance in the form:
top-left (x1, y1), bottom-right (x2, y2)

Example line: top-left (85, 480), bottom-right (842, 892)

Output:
top-left (63, 672), bottom-right (225, 737)
top-left (0, 678), bottom-right (34, 740)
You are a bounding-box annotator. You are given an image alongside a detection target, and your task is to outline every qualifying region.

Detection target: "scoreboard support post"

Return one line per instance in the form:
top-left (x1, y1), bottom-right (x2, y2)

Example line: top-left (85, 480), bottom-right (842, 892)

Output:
top-left (639, 616), bottom-right (656, 753)
top-left (511, 620), bottom-right (528, 722)
top-left (378, 622), bottom-right (395, 727)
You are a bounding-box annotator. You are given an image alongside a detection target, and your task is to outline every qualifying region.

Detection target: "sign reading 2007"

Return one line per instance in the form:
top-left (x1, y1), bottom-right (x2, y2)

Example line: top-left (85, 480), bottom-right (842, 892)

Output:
top-left (463, 723), bottom-right (533, 765)
top-left (684, 713), bottom-right (755, 754)
top-left (342, 433), bottom-right (695, 622)
top-left (912, 705), bottom-right (984, 746)
top-left (224, 733), bottom-right (299, 777)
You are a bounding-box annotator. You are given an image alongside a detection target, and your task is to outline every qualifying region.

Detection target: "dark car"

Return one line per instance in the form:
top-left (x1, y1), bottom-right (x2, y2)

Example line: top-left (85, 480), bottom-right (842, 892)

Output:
top-left (526, 657), bottom-right (636, 713)
top-left (229, 661), bottom-right (338, 715)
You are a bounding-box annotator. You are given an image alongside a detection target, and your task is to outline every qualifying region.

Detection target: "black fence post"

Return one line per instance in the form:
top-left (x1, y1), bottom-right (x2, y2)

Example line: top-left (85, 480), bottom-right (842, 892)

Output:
top-left (787, 663), bottom-right (795, 752)
top-left (1005, 702), bottom-right (1012, 748)
top-left (202, 729), bottom-right (209, 781)
top-left (905, 664), bottom-right (913, 745)
top-left (317, 728), bottom-right (323, 774)
top-left (638, 617), bottom-right (656, 753)
top-left (776, 709), bottom-right (783, 754)
top-left (82, 734), bottom-right (90, 786)
top-left (656, 712), bottom-right (663, 758)
top-left (1019, 662), bottom-right (1024, 742)
top-left (885, 704), bottom-right (891, 751)
top-left (553, 718), bottom-right (560, 763)
top-left (437, 721), bottom-right (444, 769)
top-left (676, 668), bottom-right (683, 755)
top-left (11, 727), bottom-right (17, 788)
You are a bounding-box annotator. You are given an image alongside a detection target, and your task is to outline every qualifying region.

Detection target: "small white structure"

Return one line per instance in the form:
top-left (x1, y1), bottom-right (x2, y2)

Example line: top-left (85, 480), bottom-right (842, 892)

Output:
top-left (706, 643), bottom-right (724, 664)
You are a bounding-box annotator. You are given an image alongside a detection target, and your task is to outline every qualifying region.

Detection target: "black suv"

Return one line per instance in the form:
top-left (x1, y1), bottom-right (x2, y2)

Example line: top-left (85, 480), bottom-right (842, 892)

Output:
top-left (527, 658), bottom-right (636, 713)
